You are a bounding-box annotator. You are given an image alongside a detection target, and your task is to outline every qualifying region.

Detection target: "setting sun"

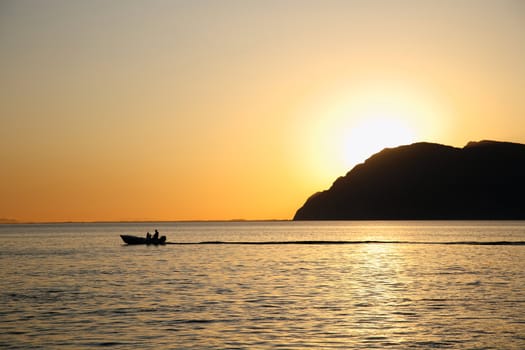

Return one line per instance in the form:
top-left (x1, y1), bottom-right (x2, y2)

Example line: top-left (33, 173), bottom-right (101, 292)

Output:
top-left (342, 116), bottom-right (416, 167)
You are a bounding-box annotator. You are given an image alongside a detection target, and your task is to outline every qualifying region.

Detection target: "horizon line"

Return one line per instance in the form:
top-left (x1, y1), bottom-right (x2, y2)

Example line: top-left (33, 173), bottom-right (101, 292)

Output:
top-left (0, 219), bottom-right (293, 225)
top-left (3, 219), bottom-right (525, 225)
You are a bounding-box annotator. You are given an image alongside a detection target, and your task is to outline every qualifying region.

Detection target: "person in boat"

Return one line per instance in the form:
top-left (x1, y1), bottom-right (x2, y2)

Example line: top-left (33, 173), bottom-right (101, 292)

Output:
top-left (153, 229), bottom-right (159, 241)
top-left (146, 232), bottom-right (152, 243)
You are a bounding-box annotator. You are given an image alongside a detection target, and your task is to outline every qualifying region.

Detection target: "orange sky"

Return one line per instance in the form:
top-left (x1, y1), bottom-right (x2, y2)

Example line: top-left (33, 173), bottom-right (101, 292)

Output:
top-left (1, 1), bottom-right (525, 222)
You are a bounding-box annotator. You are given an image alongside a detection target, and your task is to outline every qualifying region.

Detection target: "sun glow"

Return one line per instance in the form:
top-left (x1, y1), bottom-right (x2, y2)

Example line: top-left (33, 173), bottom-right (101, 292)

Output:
top-left (297, 80), bottom-right (447, 187)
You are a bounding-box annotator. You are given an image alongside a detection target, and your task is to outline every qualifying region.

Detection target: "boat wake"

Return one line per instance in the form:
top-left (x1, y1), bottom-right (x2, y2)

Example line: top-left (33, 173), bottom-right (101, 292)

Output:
top-left (168, 240), bottom-right (525, 246)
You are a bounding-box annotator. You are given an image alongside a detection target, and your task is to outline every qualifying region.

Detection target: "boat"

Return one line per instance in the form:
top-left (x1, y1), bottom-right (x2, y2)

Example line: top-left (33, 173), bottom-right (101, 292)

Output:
top-left (120, 235), bottom-right (167, 245)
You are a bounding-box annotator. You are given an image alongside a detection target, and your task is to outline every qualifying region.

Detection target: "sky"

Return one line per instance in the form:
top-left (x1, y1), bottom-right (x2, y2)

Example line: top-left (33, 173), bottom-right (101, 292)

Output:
top-left (1, 0), bottom-right (524, 222)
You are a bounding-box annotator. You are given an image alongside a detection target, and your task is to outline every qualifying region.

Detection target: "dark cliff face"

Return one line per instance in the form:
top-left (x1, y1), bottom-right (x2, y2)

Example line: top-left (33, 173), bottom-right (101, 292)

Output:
top-left (293, 140), bottom-right (525, 220)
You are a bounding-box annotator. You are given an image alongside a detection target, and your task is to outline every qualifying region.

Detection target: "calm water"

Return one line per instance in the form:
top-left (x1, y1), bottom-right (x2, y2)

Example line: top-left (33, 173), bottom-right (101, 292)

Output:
top-left (1, 221), bottom-right (525, 349)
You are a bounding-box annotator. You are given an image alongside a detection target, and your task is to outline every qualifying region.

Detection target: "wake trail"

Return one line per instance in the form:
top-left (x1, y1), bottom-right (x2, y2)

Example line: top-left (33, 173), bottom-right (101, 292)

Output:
top-left (166, 240), bottom-right (525, 246)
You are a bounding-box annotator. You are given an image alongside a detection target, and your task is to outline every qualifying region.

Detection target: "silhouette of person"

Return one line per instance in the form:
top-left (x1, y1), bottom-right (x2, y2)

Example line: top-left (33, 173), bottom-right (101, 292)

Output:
top-left (146, 232), bottom-right (152, 242)
top-left (153, 229), bottom-right (159, 240)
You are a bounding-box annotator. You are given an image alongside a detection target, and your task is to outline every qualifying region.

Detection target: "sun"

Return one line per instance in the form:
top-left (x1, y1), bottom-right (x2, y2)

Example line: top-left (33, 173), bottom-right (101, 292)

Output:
top-left (342, 115), bottom-right (416, 168)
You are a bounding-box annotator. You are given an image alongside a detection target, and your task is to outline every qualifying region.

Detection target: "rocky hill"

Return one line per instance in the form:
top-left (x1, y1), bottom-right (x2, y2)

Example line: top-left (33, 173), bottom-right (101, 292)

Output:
top-left (294, 140), bottom-right (525, 220)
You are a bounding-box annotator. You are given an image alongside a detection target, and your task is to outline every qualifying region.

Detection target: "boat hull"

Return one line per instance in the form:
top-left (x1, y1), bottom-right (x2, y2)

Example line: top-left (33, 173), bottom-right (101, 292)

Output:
top-left (120, 235), bottom-right (166, 245)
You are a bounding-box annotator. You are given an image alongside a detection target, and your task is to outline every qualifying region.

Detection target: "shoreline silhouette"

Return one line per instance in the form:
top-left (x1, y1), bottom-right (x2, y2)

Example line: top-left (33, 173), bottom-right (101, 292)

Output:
top-left (295, 140), bottom-right (525, 220)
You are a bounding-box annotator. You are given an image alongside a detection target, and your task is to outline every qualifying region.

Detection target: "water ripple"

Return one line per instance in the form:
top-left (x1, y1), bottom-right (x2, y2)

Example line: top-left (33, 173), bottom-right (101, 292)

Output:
top-left (1, 222), bottom-right (525, 349)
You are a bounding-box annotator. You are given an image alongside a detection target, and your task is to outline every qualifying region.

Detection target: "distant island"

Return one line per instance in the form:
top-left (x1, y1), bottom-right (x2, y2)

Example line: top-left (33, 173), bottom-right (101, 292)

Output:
top-left (294, 140), bottom-right (525, 220)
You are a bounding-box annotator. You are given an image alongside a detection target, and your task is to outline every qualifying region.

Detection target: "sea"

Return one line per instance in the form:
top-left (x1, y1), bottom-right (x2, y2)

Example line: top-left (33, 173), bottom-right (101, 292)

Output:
top-left (1, 221), bottom-right (525, 349)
